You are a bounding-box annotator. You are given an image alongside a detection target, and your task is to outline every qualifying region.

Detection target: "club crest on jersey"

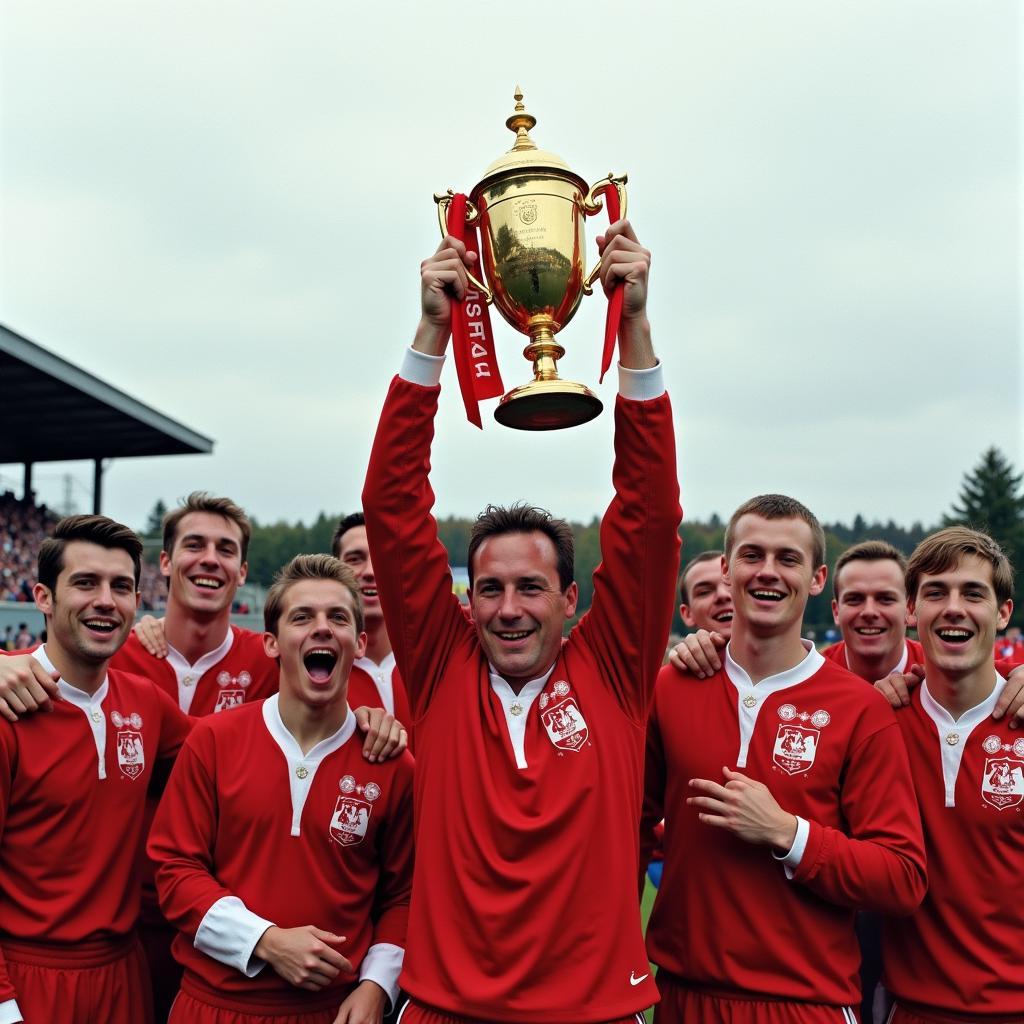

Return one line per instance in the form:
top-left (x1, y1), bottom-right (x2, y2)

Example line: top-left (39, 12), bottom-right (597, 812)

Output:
top-left (539, 680), bottom-right (589, 753)
top-left (981, 756), bottom-right (1024, 810)
top-left (214, 670), bottom-right (252, 713)
top-left (111, 711), bottom-right (145, 780)
top-left (329, 775), bottom-right (380, 847)
top-left (772, 704), bottom-right (829, 776)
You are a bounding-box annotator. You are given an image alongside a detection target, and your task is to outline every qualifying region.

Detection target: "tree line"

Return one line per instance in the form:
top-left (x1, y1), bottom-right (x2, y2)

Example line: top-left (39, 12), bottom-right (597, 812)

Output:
top-left (142, 447), bottom-right (1024, 631)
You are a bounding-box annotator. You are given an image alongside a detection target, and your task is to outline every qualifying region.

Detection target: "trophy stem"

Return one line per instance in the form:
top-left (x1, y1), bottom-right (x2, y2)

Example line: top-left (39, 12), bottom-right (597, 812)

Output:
top-left (494, 320), bottom-right (603, 430)
top-left (523, 325), bottom-right (566, 383)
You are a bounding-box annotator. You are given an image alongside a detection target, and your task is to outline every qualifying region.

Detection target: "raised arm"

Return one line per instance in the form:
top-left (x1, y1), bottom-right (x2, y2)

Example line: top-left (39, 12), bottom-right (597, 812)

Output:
top-left (361, 237), bottom-right (478, 719)
top-left (575, 222), bottom-right (682, 721)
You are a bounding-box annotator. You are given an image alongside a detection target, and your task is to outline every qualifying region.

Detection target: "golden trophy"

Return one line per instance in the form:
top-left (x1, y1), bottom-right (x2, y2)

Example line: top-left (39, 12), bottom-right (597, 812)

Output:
top-left (435, 88), bottom-right (627, 430)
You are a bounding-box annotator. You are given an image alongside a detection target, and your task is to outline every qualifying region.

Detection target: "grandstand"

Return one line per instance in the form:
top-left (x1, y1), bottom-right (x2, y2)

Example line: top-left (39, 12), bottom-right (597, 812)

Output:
top-left (0, 323), bottom-right (214, 636)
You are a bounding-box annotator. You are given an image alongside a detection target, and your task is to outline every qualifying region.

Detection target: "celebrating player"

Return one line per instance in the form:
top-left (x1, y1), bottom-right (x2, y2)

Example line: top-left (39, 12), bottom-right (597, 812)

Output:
top-left (883, 527), bottom-right (1022, 1022)
top-left (642, 494), bottom-right (927, 1022)
top-left (362, 220), bottom-right (681, 1020)
top-left (826, 541), bottom-right (918, 680)
top-left (149, 554), bottom-right (413, 1024)
top-left (0, 515), bottom-right (191, 1023)
top-left (678, 549), bottom-right (734, 638)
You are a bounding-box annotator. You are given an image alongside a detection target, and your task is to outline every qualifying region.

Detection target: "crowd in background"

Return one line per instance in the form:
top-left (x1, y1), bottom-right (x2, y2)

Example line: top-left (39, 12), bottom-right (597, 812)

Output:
top-left (1, 491), bottom-right (167, 611)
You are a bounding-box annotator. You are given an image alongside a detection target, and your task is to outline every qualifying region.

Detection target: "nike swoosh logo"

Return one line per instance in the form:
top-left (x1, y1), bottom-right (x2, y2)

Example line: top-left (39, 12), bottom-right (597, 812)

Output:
top-left (629, 971), bottom-right (649, 986)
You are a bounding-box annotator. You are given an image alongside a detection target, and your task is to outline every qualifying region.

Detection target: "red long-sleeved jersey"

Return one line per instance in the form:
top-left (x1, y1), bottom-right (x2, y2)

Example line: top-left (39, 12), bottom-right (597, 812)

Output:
top-left (363, 373), bottom-right (681, 1022)
top-left (149, 695), bottom-right (413, 1009)
top-left (884, 676), bottom-right (1024, 1020)
top-left (0, 652), bottom-right (190, 1004)
top-left (642, 649), bottom-right (927, 1007)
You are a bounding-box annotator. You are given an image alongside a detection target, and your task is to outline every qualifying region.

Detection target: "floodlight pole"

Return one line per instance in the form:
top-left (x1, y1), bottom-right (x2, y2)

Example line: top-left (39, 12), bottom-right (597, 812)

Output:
top-left (22, 462), bottom-right (33, 502)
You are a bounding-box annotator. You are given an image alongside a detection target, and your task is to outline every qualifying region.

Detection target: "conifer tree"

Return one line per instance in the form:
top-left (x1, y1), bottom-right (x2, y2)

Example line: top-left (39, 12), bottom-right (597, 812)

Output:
top-left (945, 447), bottom-right (1024, 623)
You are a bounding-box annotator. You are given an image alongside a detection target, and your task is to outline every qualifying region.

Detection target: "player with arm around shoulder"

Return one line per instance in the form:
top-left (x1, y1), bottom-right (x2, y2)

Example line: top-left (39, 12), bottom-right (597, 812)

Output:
top-left (0, 515), bottom-right (191, 1024)
top-left (642, 495), bottom-right (927, 1023)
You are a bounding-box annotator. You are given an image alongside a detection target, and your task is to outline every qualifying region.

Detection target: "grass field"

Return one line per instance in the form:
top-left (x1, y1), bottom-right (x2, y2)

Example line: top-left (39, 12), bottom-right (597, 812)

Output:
top-left (640, 878), bottom-right (657, 1023)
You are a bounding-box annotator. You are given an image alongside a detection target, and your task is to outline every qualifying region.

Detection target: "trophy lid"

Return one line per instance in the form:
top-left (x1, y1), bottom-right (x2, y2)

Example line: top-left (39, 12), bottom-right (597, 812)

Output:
top-left (476, 87), bottom-right (583, 187)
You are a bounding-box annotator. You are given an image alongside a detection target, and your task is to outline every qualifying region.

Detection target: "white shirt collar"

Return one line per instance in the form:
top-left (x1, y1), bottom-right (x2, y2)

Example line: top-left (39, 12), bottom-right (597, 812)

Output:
top-left (33, 644), bottom-right (109, 706)
top-left (261, 692), bottom-right (356, 761)
top-left (921, 672), bottom-right (1006, 728)
top-left (354, 652), bottom-right (396, 675)
top-left (725, 638), bottom-right (824, 692)
top-left (165, 625), bottom-right (234, 675)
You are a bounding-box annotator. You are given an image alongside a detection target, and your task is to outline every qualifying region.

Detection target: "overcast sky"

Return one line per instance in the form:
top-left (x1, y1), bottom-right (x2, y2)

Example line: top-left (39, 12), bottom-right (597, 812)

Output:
top-left (1, 0), bottom-right (1020, 534)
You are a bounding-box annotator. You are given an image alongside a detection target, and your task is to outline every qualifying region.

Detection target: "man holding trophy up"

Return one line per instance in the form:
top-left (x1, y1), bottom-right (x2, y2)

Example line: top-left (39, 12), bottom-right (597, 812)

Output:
top-left (362, 210), bottom-right (679, 1023)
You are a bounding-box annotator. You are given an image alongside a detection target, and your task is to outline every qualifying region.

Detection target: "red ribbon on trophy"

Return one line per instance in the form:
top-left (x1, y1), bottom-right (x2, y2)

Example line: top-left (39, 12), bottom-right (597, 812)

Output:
top-left (597, 183), bottom-right (623, 385)
top-left (445, 193), bottom-right (504, 428)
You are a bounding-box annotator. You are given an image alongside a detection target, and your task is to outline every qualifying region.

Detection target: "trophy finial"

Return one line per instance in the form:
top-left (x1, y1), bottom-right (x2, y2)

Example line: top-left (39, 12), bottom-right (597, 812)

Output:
top-left (506, 85), bottom-right (537, 152)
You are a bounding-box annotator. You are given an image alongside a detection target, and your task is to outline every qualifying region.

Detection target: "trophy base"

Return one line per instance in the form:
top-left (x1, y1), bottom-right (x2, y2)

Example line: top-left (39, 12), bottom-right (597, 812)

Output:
top-left (494, 379), bottom-right (603, 431)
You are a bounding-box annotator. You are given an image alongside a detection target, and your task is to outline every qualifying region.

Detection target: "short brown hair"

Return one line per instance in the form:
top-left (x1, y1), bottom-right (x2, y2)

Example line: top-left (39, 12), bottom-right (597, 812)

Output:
top-left (906, 526), bottom-right (1014, 606)
top-left (263, 554), bottom-right (364, 636)
top-left (468, 503), bottom-right (575, 591)
top-left (331, 512), bottom-right (364, 559)
top-left (38, 515), bottom-right (143, 592)
top-left (725, 494), bottom-right (826, 569)
top-left (833, 541), bottom-right (908, 599)
top-left (163, 492), bottom-right (251, 562)
top-left (679, 551), bottom-right (723, 604)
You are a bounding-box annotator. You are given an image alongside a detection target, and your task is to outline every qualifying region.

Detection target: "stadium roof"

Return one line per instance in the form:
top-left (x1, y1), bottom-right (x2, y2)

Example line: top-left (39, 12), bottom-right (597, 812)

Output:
top-left (0, 322), bottom-right (213, 464)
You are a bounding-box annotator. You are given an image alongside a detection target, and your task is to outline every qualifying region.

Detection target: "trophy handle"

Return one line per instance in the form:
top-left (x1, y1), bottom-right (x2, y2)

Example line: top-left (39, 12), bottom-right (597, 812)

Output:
top-left (581, 173), bottom-right (629, 296)
top-left (433, 189), bottom-right (493, 302)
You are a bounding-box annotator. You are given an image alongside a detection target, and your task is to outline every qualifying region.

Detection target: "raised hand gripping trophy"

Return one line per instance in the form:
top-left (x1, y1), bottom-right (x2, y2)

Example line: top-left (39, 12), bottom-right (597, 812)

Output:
top-left (435, 88), bottom-right (627, 431)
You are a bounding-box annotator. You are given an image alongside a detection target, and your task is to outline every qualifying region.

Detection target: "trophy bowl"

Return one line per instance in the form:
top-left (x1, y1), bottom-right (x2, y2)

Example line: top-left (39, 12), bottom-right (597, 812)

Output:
top-left (436, 88), bottom-right (626, 430)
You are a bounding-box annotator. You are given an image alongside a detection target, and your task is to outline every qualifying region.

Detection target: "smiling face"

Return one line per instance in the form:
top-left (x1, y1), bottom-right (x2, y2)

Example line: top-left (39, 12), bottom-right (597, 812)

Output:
top-left (470, 531), bottom-right (578, 689)
top-left (911, 554), bottom-right (1012, 682)
top-left (681, 559), bottom-right (734, 638)
top-left (832, 558), bottom-right (909, 667)
top-left (336, 525), bottom-right (380, 629)
top-left (264, 578), bottom-right (366, 710)
top-left (725, 514), bottom-right (826, 638)
top-left (160, 511), bottom-right (247, 617)
top-left (33, 540), bottom-right (138, 666)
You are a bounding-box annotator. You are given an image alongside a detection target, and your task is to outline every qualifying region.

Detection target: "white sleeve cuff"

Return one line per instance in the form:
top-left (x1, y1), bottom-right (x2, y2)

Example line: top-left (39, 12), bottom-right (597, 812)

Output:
top-left (195, 895), bottom-right (275, 978)
top-left (358, 942), bottom-right (404, 1010)
top-left (0, 999), bottom-right (23, 1024)
top-left (618, 360), bottom-right (665, 401)
top-left (400, 347), bottom-right (445, 387)
top-left (773, 816), bottom-right (810, 880)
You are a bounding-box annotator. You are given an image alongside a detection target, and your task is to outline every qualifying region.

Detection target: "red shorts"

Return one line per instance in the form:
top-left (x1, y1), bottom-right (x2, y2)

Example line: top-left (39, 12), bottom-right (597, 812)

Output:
top-left (887, 1003), bottom-right (1024, 1024)
top-left (398, 998), bottom-right (647, 1024)
top-left (1, 933), bottom-right (153, 1024)
top-left (654, 975), bottom-right (860, 1024)
top-left (169, 989), bottom-right (339, 1023)
top-left (170, 974), bottom-right (348, 1023)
